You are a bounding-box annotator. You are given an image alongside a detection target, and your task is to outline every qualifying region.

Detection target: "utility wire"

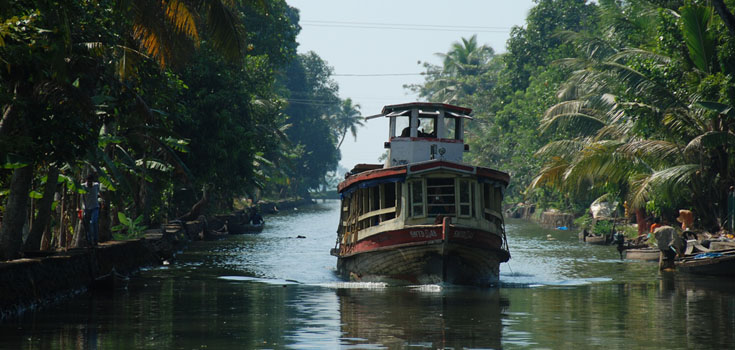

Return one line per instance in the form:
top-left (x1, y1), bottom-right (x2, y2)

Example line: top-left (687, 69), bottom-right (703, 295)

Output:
top-left (333, 73), bottom-right (425, 77)
top-left (301, 22), bottom-right (510, 33)
top-left (301, 20), bottom-right (512, 31)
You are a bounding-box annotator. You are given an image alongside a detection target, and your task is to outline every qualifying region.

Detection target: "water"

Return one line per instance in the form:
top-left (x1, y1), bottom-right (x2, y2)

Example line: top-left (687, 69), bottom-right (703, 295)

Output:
top-left (2, 200), bottom-right (735, 349)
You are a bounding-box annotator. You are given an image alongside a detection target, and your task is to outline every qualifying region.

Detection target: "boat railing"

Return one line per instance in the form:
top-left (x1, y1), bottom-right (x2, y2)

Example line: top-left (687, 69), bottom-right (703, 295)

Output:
top-left (357, 207), bottom-right (397, 223)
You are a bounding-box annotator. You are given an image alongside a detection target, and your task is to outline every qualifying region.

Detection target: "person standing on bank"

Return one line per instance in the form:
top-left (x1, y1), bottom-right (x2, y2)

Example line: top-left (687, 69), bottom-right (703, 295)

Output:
top-left (82, 174), bottom-right (101, 246)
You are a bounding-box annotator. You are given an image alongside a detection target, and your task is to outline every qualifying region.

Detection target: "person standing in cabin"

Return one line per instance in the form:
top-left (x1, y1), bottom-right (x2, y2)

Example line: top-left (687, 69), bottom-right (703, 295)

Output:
top-left (82, 174), bottom-right (101, 246)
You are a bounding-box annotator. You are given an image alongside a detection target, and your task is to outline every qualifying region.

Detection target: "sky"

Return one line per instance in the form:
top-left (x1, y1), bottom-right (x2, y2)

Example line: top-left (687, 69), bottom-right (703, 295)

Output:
top-left (286, 0), bottom-right (536, 170)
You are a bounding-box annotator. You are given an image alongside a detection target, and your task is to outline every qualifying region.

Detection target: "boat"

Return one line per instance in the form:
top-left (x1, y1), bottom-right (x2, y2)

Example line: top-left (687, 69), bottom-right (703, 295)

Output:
top-left (583, 234), bottom-right (607, 245)
top-left (332, 102), bottom-right (511, 286)
top-left (623, 247), bottom-right (660, 261)
top-left (215, 212), bottom-right (265, 234)
top-left (227, 221), bottom-right (264, 234)
top-left (675, 249), bottom-right (735, 276)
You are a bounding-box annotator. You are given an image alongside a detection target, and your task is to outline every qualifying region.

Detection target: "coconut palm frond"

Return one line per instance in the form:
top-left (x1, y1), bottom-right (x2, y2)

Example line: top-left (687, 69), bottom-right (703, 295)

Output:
top-left (628, 164), bottom-right (699, 208)
top-left (662, 108), bottom-right (708, 137)
top-left (564, 139), bottom-right (652, 190)
top-left (528, 157), bottom-right (570, 190)
top-left (599, 61), bottom-right (682, 110)
top-left (594, 121), bottom-right (634, 140)
top-left (535, 139), bottom-right (587, 159)
top-left (608, 48), bottom-right (672, 66)
top-left (539, 111), bottom-right (606, 137)
top-left (684, 131), bottom-right (735, 154)
top-left (165, 0), bottom-right (200, 43)
top-left (201, 0), bottom-right (243, 61)
top-left (618, 139), bottom-right (683, 165)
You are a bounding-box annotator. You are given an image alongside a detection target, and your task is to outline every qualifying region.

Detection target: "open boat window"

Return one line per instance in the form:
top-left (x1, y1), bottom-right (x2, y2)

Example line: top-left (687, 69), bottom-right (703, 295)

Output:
top-left (410, 180), bottom-right (424, 217)
top-left (441, 116), bottom-right (461, 140)
top-left (418, 116), bottom-right (436, 138)
top-left (427, 178), bottom-right (456, 217)
top-left (396, 116), bottom-right (411, 137)
top-left (458, 179), bottom-right (473, 217)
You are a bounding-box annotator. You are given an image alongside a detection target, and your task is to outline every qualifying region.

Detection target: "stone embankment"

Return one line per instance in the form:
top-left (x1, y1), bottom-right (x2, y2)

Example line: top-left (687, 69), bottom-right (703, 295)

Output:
top-left (0, 219), bottom-right (205, 321)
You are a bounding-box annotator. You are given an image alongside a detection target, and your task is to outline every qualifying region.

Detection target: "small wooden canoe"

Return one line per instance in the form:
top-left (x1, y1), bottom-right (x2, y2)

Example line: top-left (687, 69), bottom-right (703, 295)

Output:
top-left (623, 247), bottom-right (659, 261)
top-left (228, 222), bottom-right (264, 234)
top-left (584, 235), bottom-right (607, 245)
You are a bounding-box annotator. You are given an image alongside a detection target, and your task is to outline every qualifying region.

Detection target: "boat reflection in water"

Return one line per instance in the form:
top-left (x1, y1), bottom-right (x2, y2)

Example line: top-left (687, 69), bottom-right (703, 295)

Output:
top-left (336, 285), bottom-right (507, 349)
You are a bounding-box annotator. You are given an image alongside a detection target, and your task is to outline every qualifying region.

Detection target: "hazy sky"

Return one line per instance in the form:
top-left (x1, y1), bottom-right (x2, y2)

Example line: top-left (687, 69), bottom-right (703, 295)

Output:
top-left (286, 0), bottom-right (536, 170)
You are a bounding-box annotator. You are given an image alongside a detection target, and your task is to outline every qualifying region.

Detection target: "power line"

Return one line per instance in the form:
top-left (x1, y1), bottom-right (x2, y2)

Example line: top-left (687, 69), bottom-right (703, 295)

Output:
top-left (300, 22), bottom-right (511, 33)
top-left (301, 20), bottom-right (512, 31)
top-left (333, 73), bottom-right (425, 77)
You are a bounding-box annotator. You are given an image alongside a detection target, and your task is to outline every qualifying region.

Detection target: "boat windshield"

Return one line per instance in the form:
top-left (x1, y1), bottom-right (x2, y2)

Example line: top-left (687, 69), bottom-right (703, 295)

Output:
top-left (441, 116), bottom-right (461, 140)
top-left (418, 116), bottom-right (436, 138)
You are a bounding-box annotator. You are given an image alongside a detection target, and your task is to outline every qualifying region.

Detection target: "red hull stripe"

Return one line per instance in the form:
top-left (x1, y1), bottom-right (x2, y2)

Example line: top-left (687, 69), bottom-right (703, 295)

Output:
top-left (340, 225), bottom-right (503, 257)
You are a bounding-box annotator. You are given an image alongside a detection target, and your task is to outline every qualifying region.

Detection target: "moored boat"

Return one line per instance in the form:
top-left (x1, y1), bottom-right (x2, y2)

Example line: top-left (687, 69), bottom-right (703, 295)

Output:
top-left (332, 103), bottom-right (510, 286)
top-left (675, 250), bottom-right (735, 276)
top-left (623, 247), bottom-right (660, 261)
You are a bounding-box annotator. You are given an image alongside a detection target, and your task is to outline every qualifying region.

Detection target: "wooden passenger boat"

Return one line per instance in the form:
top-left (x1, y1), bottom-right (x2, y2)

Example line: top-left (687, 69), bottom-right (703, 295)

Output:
top-left (332, 103), bottom-right (510, 286)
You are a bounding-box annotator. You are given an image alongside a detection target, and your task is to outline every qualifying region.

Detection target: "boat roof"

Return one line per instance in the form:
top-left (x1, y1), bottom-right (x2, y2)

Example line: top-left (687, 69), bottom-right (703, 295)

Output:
top-left (365, 102), bottom-right (473, 120)
top-left (338, 160), bottom-right (510, 193)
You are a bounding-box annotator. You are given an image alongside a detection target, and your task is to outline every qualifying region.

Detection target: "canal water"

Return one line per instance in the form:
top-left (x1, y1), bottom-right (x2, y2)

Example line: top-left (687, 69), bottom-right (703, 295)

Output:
top-left (2, 200), bottom-right (734, 349)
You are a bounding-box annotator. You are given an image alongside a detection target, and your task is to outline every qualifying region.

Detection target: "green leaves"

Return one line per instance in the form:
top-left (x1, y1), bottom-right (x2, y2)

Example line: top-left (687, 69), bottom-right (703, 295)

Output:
top-left (111, 212), bottom-right (147, 239)
top-left (680, 4), bottom-right (716, 73)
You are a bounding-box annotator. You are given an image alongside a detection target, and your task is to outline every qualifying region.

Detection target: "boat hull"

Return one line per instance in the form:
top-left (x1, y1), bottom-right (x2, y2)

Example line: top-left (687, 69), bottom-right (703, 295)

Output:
top-left (337, 225), bottom-right (509, 286)
top-left (228, 222), bottom-right (264, 234)
top-left (623, 248), bottom-right (660, 261)
top-left (675, 250), bottom-right (735, 276)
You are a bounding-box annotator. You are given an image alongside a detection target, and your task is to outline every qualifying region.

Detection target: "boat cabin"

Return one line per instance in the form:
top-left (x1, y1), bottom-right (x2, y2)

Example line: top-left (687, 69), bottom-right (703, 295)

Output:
top-left (367, 102), bottom-right (471, 167)
top-left (338, 103), bottom-right (508, 248)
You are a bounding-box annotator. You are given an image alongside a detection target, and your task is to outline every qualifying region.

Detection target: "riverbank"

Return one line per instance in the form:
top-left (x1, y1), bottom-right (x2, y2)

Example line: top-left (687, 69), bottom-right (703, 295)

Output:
top-left (0, 197), bottom-right (315, 322)
top-left (0, 221), bottom-right (195, 321)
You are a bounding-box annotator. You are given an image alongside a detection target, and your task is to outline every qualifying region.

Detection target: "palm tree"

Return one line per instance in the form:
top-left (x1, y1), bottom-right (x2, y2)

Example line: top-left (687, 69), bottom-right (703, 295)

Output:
top-left (530, 3), bottom-right (735, 229)
top-left (114, 0), bottom-right (246, 77)
top-left (333, 98), bottom-right (364, 149)
top-left (435, 35), bottom-right (494, 77)
top-left (0, 0), bottom-right (247, 259)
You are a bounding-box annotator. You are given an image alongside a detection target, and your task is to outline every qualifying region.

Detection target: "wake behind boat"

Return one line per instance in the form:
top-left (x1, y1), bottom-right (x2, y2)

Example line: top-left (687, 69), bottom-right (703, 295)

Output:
top-left (332, 103), bottom-right (510, 286)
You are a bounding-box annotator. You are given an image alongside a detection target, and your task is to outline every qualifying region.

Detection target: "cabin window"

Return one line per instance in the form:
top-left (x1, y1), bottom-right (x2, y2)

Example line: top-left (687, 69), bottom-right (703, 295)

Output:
top-left (382, 182), bottom-right (397, 221)
top-left (483, 183), bottom-right (493, 221)
top-left (418, 116), bottom-right (436, 138)
top-left (458, 179), bottom-right (473, 217)
top-left (482, 182), bottom-right (503, 223)
top-left (410, 180), bottom-right (424, 217)
top-left (442, 117), bottom-right (461, 140)
top-left (427, 178), bottom-right (455, 217)
top-left (396, 116), bottom-right (411, 137)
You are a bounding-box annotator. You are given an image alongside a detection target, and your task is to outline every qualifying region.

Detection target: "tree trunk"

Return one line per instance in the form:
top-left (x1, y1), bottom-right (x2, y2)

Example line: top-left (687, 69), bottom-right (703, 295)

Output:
top-left (23, 166), bottom-right (59, 251)
top-left (0, 165), bottom-right (34, 260)
top-left (636, 208), bottom-right (647, 235)
top-left (713, 0), bottom-right (735, 36)
top-left (72, 193), bottom-right (85, 248)
top-left (58, 188), bottom-right (67, 249)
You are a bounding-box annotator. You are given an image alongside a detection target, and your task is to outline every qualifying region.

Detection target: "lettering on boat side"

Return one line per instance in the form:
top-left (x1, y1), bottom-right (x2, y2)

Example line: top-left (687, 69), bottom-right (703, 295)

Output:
top-left (453, 230), bottom-right (474, 239)
top-left (409, 230), bottom-right (438, 239)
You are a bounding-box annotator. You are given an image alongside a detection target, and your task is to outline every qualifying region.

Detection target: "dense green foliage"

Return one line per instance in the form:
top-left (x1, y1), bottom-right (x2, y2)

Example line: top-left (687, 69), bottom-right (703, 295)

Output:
top-left (0, 0), bottom-right (362, 259)
top-left (412, 0), bottom-right (735, 230)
